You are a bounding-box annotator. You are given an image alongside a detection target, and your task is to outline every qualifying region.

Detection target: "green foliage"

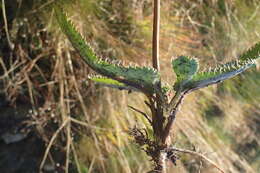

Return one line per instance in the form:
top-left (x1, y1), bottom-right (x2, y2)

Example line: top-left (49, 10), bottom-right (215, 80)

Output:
top-left (172, 56), bottom-right (199, 90)
top-left (173, 42), bottom-right (260, 92)
top-left (189, 58), bottom-right (255, 88)
top-left (172, 56), bottom-right (199, 81)
top-left (55, 6), bottom-right (160, 94)
top-left (239, 42), bottom-right (260, 61)
top-left (80, 165), bottom-right (89, 173)
top-left (88, 75), bottom-right (136, 91)
top-left (56, 4), bottom-right (260, 102)
top-left (55, 4), bottom-right (260, 107)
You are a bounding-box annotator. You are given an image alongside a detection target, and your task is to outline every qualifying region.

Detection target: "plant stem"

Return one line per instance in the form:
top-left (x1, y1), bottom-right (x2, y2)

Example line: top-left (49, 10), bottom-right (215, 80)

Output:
top-left (169, 147), bottom-right (225, 173)
top-left (151, 1), bottom-right (166, 173)
top-left (151, 0), bottom-right (164, 144)
top-left (152, 0), bottom-right (160, 71)
top-left (1, 0), bottom-right (14, 50)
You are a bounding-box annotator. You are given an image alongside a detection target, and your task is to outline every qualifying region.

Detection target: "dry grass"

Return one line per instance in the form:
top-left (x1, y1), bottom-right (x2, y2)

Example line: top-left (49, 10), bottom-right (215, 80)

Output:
top-left (1, 0), bottom-right (259, 173)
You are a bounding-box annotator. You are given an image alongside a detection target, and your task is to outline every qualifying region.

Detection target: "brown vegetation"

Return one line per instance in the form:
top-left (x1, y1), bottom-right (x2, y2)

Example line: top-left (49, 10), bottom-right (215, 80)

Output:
top-left (0, 0), bottom-right (259, 173)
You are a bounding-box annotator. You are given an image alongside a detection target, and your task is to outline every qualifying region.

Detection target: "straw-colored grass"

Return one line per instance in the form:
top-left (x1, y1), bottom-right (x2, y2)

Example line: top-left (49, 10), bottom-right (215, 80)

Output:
top-left (1, 0), bottom-right (259, 172)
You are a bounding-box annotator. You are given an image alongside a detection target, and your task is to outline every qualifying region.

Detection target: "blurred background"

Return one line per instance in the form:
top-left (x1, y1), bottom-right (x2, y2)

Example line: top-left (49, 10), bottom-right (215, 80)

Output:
top-left (0, 0), bottom-right (259, 172)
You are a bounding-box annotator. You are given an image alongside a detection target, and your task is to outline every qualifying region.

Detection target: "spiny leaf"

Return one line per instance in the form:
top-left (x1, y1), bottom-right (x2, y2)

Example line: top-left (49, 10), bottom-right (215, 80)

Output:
top-left (172, 56), bottom-right (199, 90)
top-left (89, 75), bottom-right (137, 91)
top-left (239, 42), bottom-right (260, 61)
top-left (89, 75), bottom-right (125, 86)
top-left (55, 6), bottom-right (160, 94)
top-left (175, 42), bottom-right (260, 92)
top-left (172, 56), bottom-right (199, 82)
top-left (183, 58), bottom-right (258, 91)
top-left (55, 6), bottom-right (97, 66)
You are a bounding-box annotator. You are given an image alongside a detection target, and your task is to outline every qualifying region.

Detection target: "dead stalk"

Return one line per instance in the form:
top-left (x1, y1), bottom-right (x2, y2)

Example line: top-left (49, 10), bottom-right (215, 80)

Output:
top-left (1, 0), bottom-right (14, 50)
top-left (71, 142), bottom-right (82, 173)
top-left (169, 147), bottom-right (225, 173)
top-left (152, 0), bottom-right (160, 71)
top-left (39, 118), bottom-right (69, 171)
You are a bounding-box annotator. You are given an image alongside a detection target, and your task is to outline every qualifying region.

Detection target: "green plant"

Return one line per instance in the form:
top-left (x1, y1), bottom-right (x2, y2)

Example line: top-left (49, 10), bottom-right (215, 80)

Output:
top-left (55, 1), bottom-right (260, 172)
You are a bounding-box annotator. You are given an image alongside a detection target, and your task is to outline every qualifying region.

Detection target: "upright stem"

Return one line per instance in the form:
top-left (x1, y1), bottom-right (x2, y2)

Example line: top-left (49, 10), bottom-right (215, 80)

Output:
top-left (152, 0), bottom-right (164, 144)
top-left (152, 0), bottom-right (160, 71)
top-left (151, 1), bottom-right (165, 172)
top-left (151, 0), bottom-right (163, 138)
